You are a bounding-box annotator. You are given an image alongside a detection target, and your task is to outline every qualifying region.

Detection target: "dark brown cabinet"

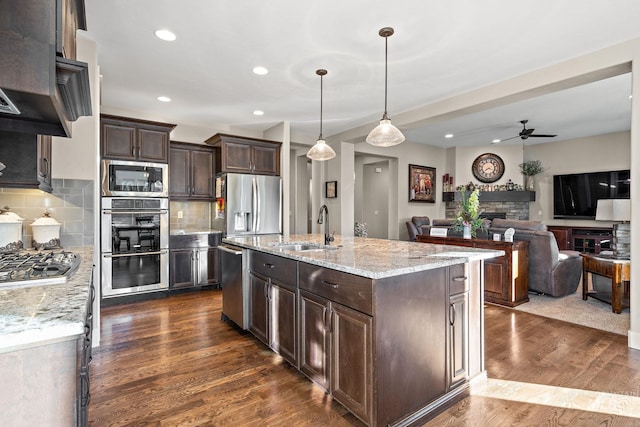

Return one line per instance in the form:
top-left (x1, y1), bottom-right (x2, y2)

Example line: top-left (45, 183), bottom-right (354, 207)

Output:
top-left (170, 247), bottom-right (219, 289)
top-left (448, 264), bottom-right (469, 390)
top-left (0, 132), bottom-right (53, 192)
top-left (101, 115), bottom-right (176, 163)
top-left (298, 263), bottom-right (373, 424)
top-left (169, 234), bottom-right (220, 289)
top-left (169, 142), bottom-right (215, 200)
top-left (248, 251), bottom-right (298, 367)
top-left (416, 235), bottom-right (529, 307)
top-left (205, 133), bottom-right (281, 176)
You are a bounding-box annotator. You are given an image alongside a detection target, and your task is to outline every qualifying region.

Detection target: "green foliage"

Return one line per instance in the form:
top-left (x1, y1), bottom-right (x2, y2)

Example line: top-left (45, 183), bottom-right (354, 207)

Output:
top-left (454, 189), bottom-right (485, 237)
top-left (519, 160), bottom-right (544, 176)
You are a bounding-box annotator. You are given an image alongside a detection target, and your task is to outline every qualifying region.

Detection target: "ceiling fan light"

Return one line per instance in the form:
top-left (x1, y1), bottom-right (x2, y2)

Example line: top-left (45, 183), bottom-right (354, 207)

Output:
top-left (366, 118), bottom-right (405, 147)
top-left (306, 138), bottom-right (336, 160)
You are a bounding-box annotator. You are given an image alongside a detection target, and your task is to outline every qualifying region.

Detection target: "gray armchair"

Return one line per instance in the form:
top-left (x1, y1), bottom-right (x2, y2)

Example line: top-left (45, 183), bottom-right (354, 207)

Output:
top-left (406, 216), bottom-right (430, 241)
top-left (489, 219), bottom-right (582, 297)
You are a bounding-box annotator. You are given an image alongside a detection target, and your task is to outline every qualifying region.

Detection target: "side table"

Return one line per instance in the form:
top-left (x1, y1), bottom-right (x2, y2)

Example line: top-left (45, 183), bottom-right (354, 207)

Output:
top-left (581, 253), bottom-right (630, 314)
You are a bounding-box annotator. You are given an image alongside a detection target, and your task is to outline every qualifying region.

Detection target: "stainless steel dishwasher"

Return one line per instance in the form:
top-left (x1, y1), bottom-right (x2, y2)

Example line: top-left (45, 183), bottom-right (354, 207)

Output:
top-left (218, 244), bottom-right (246, 329)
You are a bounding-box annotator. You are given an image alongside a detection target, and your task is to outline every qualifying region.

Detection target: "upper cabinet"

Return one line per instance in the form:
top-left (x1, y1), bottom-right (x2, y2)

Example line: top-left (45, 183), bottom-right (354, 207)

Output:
top-left (0, 131), bottom-right (53, 192)
top-left (0, 0), bottom-right (92, 137)
top-left (205, 133), bottom-right (281, 176)
top-left (169, 141), bottom-right (216, 200)
top-left (101, 115), bottom-right (176, 163)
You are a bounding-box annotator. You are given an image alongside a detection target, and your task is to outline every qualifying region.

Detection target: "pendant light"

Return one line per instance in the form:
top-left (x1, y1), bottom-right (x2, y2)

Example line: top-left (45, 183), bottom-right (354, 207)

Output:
top-left (307, 69), bottom-right (336, 161)
top-left (366, 27), bottom-right (405, 147)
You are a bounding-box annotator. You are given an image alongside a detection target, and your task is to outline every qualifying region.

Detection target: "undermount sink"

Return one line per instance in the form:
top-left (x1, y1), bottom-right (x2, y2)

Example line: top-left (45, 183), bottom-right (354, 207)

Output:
top-left (274, 242), bottom-right (339, 252)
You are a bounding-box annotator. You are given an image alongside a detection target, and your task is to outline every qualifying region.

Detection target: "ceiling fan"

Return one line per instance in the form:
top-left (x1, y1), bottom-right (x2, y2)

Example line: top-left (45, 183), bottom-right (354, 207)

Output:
top-left (498, 120), bottom-right (557, 143)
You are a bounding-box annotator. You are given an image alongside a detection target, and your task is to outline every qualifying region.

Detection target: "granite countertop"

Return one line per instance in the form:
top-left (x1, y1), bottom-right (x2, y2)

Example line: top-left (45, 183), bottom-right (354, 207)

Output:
top-left (170, 228), bottom-right (223, 236)
top-left (224, 234), bottom-right (504, 279)
top-left (0, 247), bottom-right (94, 353)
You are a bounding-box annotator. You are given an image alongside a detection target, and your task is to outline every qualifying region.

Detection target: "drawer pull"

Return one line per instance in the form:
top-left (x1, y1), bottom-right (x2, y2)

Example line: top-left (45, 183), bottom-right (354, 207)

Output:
top-left (321, 280), bottom-right (339, 289)
top-left (452, 277), bottom-right (467, 282)
top-left (263, 263), bottom-right (275, 269)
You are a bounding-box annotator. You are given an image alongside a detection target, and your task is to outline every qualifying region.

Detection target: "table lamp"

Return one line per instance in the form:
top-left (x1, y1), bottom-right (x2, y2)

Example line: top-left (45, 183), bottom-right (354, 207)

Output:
top-left (595, 199), bottom-right (631, 259)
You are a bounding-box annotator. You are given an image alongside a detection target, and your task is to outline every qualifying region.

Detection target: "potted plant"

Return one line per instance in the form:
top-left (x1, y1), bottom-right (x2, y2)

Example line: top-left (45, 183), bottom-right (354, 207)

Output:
top-left (519, 160), bottom-right (545, 191)
top-left (454, 189), bottom-right (485, 238)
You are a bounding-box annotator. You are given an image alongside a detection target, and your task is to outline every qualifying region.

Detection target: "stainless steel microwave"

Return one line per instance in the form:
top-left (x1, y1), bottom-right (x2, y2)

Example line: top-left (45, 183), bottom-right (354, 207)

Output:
top-left (101, 159), bottom-right (168, 197)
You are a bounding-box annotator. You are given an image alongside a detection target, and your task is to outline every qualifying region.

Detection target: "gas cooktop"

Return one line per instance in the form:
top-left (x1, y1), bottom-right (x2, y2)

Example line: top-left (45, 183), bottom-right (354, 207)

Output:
top-left (0, 250), bottom-right (81, 289)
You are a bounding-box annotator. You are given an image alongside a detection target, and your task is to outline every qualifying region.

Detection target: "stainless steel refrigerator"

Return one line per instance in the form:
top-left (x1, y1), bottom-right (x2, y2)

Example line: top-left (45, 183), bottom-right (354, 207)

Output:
top-left (217, 173), bottom-right (282, 237)
top-left (217, 173), bottom-right (281, 329)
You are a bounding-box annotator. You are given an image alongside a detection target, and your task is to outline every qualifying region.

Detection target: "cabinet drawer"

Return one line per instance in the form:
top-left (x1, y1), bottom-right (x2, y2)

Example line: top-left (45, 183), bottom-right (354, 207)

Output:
top-left (250, 251), bottom-right (297, 286)
top-left (299, 262), bottom-right (373, 315)
top-left (449, 263), bottom-right (469, 295)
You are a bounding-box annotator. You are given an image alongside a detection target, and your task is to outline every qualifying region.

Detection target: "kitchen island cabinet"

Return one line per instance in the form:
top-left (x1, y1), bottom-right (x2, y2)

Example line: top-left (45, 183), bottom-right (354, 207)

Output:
top-left (248, 250), bottom-right (298, 366)
top-left (225, 234), bottom-right (501, 427)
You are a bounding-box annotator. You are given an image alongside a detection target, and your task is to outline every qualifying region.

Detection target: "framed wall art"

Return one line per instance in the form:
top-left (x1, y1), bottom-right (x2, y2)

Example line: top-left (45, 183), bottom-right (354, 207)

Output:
top-left (325, 181), bottom-right (337, 198)
top-left (409, 164), bottom-right (436, 203)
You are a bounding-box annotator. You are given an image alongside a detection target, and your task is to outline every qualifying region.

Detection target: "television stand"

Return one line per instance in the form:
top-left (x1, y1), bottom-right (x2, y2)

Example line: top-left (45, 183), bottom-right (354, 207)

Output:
top-left (548, 225), bottom-right (613, 254)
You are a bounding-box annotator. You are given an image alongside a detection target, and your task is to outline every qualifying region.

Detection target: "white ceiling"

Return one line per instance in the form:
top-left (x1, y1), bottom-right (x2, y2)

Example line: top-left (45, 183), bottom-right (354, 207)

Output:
top-left (84, 1), bottom-right (640, 148)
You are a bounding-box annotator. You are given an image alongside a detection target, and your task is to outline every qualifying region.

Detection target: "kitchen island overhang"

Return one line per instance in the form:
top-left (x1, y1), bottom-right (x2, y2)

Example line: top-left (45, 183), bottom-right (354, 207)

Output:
top-left (223, 234), bottom-right (503, 427)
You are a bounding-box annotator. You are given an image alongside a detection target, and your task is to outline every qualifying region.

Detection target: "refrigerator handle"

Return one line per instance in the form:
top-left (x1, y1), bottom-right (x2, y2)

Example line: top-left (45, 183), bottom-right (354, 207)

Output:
top-left (252, 177), bottom-right (259, 232)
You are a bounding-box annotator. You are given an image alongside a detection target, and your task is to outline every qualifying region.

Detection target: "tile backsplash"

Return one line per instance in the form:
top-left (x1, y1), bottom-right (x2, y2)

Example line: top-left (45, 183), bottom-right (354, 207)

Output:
top-left (0, 179), bottom-right (95, 248)
top-left (169, 200), bottom-right (214, 230)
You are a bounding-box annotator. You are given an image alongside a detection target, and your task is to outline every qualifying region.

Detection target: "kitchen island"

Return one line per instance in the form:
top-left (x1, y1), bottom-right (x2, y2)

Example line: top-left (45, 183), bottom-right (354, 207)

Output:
top-left (0, 247), bottom-right (95, 426)
top-left (223, 234), bottom-right (502, 427)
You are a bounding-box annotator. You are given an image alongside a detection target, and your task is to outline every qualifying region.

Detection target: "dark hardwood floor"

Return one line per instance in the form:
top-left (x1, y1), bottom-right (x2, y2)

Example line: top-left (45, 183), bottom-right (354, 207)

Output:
top-left (89, 289), bottom-right (640, 426)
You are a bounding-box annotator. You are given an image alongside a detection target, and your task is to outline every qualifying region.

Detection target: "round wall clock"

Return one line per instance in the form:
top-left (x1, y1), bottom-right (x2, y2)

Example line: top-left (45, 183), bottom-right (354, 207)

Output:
top-left (471, 153), bottom-right (505, 183)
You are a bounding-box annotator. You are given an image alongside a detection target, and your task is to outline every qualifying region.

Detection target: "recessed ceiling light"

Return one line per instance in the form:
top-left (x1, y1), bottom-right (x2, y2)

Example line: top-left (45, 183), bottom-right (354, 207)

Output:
top-left (253, 110), bottom-right (264, 116)
top-left (155, 29), bottom-right (176, 41)
top-left (253, 66), bottom-right (269, 75)
top-left (445, 134), bottom-right (453, 138)
top-left (157, 96), bottom-right (171, 103)
top-left (492, 139), bottom-right (501, 144)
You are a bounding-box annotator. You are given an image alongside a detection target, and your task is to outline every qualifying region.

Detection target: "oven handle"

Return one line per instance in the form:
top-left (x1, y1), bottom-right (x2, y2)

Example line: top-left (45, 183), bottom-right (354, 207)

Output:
top-left (102, 210), bottom-right (169, 215)
top-left (103, 249), bottom-right (168, 258)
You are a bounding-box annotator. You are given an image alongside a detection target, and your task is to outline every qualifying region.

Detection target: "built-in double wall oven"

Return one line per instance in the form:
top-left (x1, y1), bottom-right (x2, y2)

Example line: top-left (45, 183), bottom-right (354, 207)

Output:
top-left (100, 160), bottom-right (170, 298)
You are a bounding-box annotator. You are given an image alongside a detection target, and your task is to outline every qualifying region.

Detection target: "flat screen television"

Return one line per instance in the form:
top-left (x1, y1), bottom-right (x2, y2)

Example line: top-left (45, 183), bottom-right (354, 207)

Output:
top-left (553, 170), bottom-right (630, 219)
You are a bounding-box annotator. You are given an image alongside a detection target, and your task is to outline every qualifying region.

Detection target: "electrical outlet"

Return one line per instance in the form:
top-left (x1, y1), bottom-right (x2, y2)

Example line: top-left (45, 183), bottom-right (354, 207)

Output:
top-left (177, 210), bottom-right (183, 219)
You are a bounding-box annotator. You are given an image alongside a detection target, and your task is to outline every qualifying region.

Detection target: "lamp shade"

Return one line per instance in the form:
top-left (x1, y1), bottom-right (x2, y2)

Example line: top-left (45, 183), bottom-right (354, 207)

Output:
top-left (306, 138), bottom-right (336, 161)
top-left (595, 199), bottom-right (630, 222)
top-left (366, 118), bottom-right (405, 147)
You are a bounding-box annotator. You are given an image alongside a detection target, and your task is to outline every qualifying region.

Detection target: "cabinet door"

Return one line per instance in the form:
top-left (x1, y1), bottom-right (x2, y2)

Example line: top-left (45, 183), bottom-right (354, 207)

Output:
top-left (248, 273), bottom-right (269, 345)
top-left (331, 302), bottom-right (373, 424)
top-left (483, 258), bottom-right (508, 302)
top-left (196, 248), bottom-right (219, 286)
top-left (252, 144), bottom-right (280, 175)
top-left (137, 128), bottom-right (169, 162)
top-left (299, 290), bottom-right (330, 391)
top-left (37, 135), bottom-right (52, 192)
top-left (448, 292), bottom-right (468, 389)
top-left (0, 131), bottom-right (39, 188)
top-left (222, 141), bottom-right (253, 173)
top-left (101, 122), bottom-right (137, 160)
top-left (169, 249), bottom-right (195, 288)
top-left (169, 146), bottom-right (190, 198)
top-left (269, 281), bottom-right (297, 367)
top-left (190, 149), bottom-right (215, 199)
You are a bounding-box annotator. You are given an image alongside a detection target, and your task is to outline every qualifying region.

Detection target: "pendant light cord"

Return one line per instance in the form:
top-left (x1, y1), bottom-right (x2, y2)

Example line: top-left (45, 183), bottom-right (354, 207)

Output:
top-left (320, 72), bottom-right (324, 139)
top-left (384, 34), bottom-right (388, 118)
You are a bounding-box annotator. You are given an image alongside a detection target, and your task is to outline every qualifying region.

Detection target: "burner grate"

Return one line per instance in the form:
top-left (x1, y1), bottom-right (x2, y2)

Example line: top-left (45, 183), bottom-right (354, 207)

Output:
top-left (0, 250), bottom-right (80, 285)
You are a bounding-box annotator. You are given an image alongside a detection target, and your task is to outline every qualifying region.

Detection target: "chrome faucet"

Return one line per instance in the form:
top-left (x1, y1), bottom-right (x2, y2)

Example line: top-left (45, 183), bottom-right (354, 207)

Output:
top-left (317, 204), bottom-right (334, 245)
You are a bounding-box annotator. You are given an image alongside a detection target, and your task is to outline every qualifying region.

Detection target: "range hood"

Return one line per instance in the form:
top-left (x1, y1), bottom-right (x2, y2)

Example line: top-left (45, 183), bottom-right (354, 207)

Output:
top-left (0, 0), bottom-right (92, 137)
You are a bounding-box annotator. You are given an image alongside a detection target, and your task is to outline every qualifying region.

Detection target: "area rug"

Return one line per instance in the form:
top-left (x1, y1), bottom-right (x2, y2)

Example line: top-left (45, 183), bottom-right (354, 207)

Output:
top-left (511, 282), bottom-right (629, 336)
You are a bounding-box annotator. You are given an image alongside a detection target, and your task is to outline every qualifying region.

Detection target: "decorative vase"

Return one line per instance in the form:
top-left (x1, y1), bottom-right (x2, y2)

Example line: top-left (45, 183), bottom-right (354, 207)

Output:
top-left (525, 175), bottom-right (535, 191)
top-left (463, 225), bottom-right (472, 239)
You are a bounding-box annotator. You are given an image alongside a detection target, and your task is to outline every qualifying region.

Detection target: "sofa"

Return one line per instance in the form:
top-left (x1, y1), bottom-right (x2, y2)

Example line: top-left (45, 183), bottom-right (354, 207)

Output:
top-left (489, 219), bottom-right (583, 297)
top-left (406, 216), bottom-right (430, 241)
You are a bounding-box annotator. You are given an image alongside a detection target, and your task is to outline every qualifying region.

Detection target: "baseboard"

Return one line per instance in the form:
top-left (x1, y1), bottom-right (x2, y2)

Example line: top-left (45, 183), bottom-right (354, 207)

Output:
top-left (628, 328), bottom-right (640, 350)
